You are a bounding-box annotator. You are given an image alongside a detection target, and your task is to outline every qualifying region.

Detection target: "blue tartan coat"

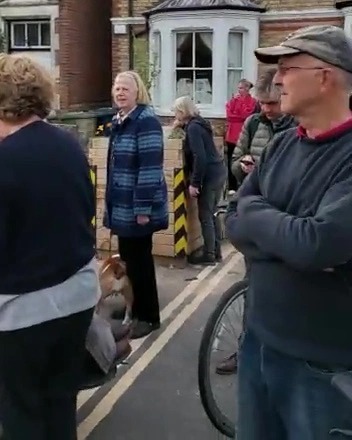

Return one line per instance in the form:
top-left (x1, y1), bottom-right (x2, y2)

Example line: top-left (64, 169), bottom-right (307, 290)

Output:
top-left (104, 105), bottom-right (168, 237)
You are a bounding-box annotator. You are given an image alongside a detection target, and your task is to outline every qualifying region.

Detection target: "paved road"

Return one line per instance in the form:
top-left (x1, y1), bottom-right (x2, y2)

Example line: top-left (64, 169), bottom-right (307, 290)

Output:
top-left (76, 243), bottom-right (245, 440)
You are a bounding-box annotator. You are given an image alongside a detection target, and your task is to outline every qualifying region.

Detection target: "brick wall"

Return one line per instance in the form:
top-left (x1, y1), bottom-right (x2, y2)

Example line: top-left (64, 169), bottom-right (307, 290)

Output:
top-left (111, 0), bottom-right (159, 78)
top-left (88, 132), bottom-right (224, 257)
top-left (58, 0), bottom-right (112, 110)
top-left (264, 0), bottom-right (335, 10)
top-left (259, 16), bottom-right (344, 47)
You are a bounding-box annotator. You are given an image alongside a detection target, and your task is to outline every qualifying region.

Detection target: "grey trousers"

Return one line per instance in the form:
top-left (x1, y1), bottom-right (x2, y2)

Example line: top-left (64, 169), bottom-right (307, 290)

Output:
top-left (197, 179), bottom-right (224, 256)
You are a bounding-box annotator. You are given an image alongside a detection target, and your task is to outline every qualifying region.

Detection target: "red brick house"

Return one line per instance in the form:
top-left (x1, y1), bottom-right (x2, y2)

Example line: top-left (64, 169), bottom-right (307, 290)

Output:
top-left (1, 0), bottom-right (351, 114)
top-left (0, 0), bottom-right (112, 110)
top-left (111, 0), bottom-right (352, 122)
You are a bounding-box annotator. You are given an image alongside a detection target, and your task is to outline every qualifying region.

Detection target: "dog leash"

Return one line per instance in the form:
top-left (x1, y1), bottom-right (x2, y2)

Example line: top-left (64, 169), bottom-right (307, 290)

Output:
top-left (108, 230), bottom-right (114, 258)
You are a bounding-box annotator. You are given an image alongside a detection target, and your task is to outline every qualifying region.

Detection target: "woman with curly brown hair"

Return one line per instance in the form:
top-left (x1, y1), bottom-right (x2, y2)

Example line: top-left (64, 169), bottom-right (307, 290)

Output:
top-left (0, 54), bottom-right (98, 439)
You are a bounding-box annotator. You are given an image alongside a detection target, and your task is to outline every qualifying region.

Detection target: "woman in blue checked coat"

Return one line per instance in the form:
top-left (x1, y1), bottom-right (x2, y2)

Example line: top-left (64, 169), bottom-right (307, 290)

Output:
top-left (104, 71), bottom-right (168, 339)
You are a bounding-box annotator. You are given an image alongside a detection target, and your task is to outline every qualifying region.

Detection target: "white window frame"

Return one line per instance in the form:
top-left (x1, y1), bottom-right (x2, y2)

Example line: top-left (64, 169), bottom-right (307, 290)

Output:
top-left (10, 20), bottom-right (51, 49)
top-left (174, 30), bottom-right (213, 106)
top-left (148, 10), bottom-right (260, 118)
top-left (227, 31), bottom-right (244, 99)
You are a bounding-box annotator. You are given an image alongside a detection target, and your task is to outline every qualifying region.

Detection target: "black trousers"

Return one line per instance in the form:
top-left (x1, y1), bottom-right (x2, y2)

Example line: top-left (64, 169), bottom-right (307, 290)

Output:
top-left (119, 234), bottom-right (160, 324)
top-left (0, 308), bottom-right (93, 440)
top-left (226, 142), bottom-right (238, 191)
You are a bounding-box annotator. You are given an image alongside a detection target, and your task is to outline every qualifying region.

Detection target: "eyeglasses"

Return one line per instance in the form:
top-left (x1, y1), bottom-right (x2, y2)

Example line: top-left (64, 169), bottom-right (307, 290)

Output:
top-left (277, 66), bottom-right (326, 75)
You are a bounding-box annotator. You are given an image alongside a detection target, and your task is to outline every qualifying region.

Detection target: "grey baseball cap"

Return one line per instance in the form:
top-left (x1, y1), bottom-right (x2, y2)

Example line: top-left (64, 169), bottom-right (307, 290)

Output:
top-left (254, 25), bottom-right (352, 73)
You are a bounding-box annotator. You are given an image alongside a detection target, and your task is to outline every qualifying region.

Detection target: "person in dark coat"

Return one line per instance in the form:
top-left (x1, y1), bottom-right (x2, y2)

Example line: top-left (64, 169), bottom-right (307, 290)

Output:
top-left (173, 96), bottom-right (226, 265)
top-left (0, 53), bottom-right (97, 440)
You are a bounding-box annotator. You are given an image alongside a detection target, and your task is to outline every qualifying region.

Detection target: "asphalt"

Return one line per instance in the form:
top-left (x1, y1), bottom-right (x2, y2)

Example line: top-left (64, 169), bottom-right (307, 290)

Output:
top-left (77, 243), bottom-right (245, 440)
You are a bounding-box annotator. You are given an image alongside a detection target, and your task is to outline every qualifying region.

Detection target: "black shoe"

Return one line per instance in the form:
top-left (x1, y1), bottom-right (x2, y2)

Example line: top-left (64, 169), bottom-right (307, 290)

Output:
top-left (188, 253), bottom-right (216, 265)
top-left (131, 321), bottom-right (161, 339)
top-left (215, 253), bottom-right (223, 262)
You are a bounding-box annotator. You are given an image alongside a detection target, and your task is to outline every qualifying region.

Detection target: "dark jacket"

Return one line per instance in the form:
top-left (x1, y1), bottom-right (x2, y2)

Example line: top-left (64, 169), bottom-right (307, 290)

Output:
top-left (104, 105), bottom-right (168, 237)
top-left (183, 116), bottom-right (225, 188)
top-left (0, 121), bottom-right (95, 295)
top-left (226, 120), bottom-right (352, 365)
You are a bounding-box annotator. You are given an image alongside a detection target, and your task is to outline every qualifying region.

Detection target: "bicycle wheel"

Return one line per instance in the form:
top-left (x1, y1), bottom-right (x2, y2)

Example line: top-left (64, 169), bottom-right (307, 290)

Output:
top-left (198, 279), bottom-right (247, 438)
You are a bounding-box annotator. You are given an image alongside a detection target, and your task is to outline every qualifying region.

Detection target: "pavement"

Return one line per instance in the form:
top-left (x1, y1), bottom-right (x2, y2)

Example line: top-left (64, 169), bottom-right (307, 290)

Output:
top-left (77, 242), bottom-right (245, 440)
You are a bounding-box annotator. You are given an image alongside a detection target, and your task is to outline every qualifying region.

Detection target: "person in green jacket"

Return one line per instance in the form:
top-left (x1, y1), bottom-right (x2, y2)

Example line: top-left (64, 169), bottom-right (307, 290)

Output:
top-left (231, 67), bottom-right (296, 188)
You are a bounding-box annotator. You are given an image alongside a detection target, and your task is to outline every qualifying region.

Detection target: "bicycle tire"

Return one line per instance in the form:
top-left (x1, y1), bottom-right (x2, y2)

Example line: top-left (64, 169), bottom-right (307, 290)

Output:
top-left (198, 279), bottom-right (248, 438)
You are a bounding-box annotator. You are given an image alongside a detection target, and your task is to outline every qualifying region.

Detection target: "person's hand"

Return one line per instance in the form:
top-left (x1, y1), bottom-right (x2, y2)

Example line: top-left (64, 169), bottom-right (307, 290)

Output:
top-left (172, 119), bottom-right (183, 130)
top-left (137, 215), bottom-right (150, 225)
top-left (240, 155), bottom-right (255, 174)
top-left (189, 185), bottom-right (200, 198)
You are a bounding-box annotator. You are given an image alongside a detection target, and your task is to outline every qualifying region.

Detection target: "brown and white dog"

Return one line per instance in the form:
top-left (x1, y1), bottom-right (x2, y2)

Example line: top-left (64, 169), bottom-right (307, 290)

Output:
top-left (98, 254), bottom-right (133, 326)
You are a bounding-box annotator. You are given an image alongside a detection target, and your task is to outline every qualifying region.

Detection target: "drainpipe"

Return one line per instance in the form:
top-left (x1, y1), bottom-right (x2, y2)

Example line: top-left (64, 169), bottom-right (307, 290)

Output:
top-left (128, 0), bottom-right (134, 69)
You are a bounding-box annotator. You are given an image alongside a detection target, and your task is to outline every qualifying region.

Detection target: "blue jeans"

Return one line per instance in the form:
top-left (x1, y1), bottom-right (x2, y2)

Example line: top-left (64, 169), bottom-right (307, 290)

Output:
top-left (237, 330), bottom-right (352, 440)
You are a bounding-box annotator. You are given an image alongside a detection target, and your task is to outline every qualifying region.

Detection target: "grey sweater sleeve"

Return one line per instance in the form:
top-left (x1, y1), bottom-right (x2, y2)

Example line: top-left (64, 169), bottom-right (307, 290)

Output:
top-left (225, 168), bottom-right (274, 260)
top-left (240, 173), bottom-right (352, 271)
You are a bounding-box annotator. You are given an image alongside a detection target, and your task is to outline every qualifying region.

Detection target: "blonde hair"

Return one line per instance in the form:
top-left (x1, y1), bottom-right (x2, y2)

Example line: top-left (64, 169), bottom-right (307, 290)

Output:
top-left (114, 70), bottom-right (150, 105)
top-left (173, 96), bottom-right (199, 118)
top-left (0, 54), bottom-right (54, 122)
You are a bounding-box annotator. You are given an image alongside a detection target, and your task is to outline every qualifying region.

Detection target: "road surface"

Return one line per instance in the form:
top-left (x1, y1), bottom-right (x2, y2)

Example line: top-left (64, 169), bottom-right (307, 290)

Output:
top-left (77, 243), bottom-right (244, 440)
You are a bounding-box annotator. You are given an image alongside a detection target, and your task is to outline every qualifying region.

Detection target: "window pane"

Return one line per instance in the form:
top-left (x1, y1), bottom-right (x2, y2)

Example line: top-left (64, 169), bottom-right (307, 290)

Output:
top-left (176, 70), bottom-right (193, 98)
top-left (13, 24), bottom-right (26, 47)
top-left (227, 70), bottom-right (243, 99)
top-left (176, 33), bottom-right (193, 68)
top-left (195, 70), bottom-right (212, 104)
top-left (40, 22), bottom-right (51, 46)
top-left (228, 33), bottom-right (243, 68)
top-left (195, 32), bottom-right (212, 68)
top-left (27, 23), bottom-right (39, 46)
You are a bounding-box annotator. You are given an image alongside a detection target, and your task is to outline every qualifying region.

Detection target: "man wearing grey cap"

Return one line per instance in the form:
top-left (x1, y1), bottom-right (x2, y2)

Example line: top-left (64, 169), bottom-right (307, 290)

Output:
top-left (226, 25), bottom-right (352, 439)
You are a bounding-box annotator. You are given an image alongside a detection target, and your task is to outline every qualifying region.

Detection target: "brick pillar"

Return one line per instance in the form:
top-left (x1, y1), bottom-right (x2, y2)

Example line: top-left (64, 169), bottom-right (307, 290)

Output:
top-left (58, 0), bottom-right (112, 110)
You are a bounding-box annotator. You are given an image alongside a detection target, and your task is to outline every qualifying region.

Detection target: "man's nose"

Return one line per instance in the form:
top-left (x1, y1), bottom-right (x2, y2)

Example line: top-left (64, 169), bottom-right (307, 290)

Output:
top-left (273, 69), bottom-right (282, 86)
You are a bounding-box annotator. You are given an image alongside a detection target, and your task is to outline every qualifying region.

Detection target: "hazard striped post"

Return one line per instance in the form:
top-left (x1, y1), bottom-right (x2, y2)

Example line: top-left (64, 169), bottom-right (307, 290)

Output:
top-left (173, 168), bottom-right (187, 257)
top-left (89, 165), bottom-right (97, 249)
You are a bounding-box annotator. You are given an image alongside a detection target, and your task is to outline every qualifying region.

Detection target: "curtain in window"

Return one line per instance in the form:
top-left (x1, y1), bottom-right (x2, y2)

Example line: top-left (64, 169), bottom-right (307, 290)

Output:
top-left (199, 32), bottom-right (212, 51)
top-left (228, 33), bottom-right (242, 68)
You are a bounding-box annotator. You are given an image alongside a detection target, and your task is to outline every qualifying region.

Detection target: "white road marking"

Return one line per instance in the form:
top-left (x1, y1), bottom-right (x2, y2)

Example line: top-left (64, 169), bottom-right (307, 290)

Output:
top-left (77, 252), bottom-right (241, 439)
top-left (77, 244), bottom-right (234, 410)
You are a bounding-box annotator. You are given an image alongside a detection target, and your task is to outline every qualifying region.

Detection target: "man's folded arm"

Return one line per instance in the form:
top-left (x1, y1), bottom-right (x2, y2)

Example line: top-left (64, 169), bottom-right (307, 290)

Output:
top-left (225, 167), bottom-right (274, 260)
top-left (241, 177), bottom-right (352, 271)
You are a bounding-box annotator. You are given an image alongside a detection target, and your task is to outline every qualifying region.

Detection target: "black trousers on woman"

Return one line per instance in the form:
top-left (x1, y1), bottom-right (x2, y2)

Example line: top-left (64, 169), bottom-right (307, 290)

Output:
top-left (119, 234), bottom-right (160, 324)
top-left (0, 308), bottom-right (93, 440)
